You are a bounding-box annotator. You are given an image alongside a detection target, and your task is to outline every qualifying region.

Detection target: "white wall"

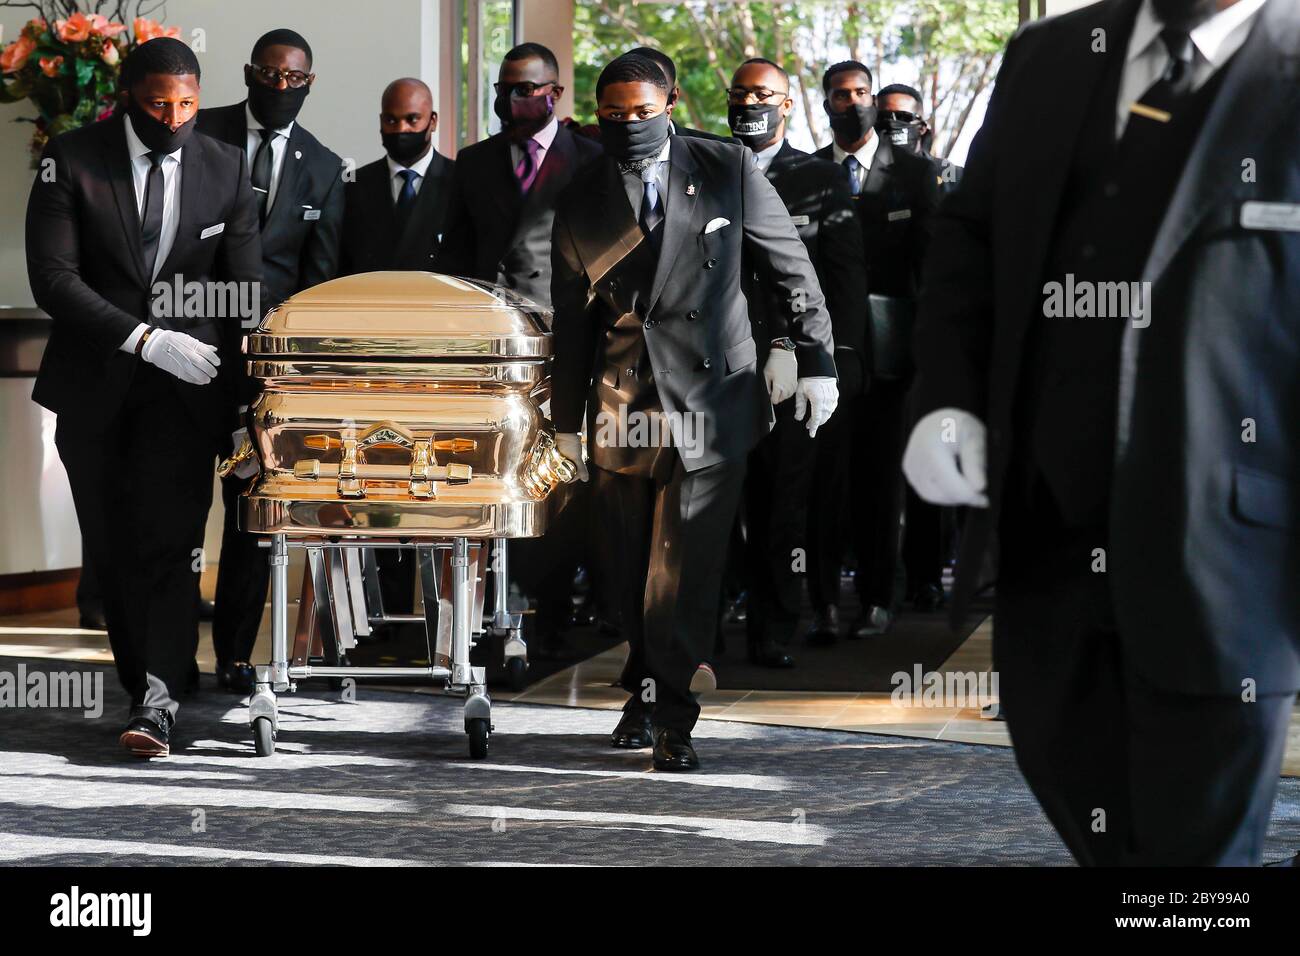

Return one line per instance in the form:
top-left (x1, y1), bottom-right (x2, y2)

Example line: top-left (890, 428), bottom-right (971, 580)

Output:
top-left (0, 0), bottom-right (443, 306)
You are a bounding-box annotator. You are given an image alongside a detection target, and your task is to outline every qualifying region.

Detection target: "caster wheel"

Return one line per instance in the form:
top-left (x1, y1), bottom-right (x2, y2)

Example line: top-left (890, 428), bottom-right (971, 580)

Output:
top-left (467, 717), bottom-right (490, 759)
top-left (329, 653), bottom-right (351, 691)
top-left (506, 656), bottom-right (528, 692)
top-left (253, 716), bottom-right (275, 756)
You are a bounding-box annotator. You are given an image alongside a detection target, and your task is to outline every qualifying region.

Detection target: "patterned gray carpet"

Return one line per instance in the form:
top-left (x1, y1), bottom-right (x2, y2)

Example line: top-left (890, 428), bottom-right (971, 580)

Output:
top-left (2, 659), bottom-right (1297, 866)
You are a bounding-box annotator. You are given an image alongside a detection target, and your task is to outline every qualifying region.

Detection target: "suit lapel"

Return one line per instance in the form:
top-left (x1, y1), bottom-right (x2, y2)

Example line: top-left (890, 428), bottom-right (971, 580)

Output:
top-left (397, 152), bottom-right (449, 261)
top-left (103, 115), bottom-right (148, 286)
top-left (153, 134), bottom-right (206, 282)
top-left (568, 157), bottom-right (643, 286)
top-left (1141, 0), bottom-right (1300, 285)
top-left (647, 137), bottom-right (700, 313)
top-left (863, 134), bottom-right (893, 195)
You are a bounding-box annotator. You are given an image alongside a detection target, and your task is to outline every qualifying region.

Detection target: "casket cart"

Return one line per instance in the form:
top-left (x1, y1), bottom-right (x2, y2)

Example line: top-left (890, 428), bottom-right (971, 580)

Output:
top-left (229, 272), bottom-right (576, 758)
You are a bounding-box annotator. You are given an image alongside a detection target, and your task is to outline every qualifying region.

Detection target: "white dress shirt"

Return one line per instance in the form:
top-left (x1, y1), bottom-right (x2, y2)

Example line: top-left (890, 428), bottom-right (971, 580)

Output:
top-left (245, 102), bottom-right (294, 213)
top-left (753, 138), bottom-right (784, 173)
top-left (831, 131), bottom-right (880, 192)
top-left (508, 114), bottom-right (559, 175)
top-left (120, 112), bottom-right (184, 352)
top-left (1116, 0), bottom-right (1265, 138)
top-left (386, 144), bottom-right (437, 203)
top-left (621, 137), bottom-right (673, 218)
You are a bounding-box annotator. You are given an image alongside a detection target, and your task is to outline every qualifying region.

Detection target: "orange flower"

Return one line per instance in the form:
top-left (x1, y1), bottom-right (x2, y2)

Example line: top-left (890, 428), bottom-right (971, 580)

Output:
top-left (39, 55), bottom-right (64, 78)
top-left (87, 14), bottom-right (128, 38)
top-left (0, 35), bottom-right (36, 73)
top-left (55, 13), bottom-right (92, 43)
top-left (133, 17), bottom-right (180, 44)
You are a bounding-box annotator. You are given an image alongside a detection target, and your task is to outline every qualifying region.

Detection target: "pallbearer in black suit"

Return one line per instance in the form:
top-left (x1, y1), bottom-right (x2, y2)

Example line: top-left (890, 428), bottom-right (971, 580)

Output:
top-left (725, 58), bottom-right (867, 668)
top-left (339, 78), bottom-right (454, 275)
top-left (551, 54), bottom-right (837, 770)
top-left (904, 0), bottom-right (1298, 865)
top-left (27, 38), bottom-right (261, 756)
top-left (810, 61), bottom-right (939, 642)
top-left (437, 42), bottom-right (602, 306)
top-left (875, 83), bottom-right (963, 196)
top-left (198, 29), bottom-right (344, 694)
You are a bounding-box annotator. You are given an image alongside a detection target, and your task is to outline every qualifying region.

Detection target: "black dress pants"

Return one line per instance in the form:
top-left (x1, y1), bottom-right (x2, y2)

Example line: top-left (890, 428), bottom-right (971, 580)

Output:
top-left (805, 387), bottom-right (855, 612)
top-left (56, 364), bottom-right (218, 718)
top-left (212, 471), bottom-right (268, 665)
top-left (850, 378), bottom-right (908, 610)
top-left (594, 455), bottom-right (746, 732)
top-left (996, 486), bottom-right (1294, 865)
top-left (745, 407), bottom-right (816, 648)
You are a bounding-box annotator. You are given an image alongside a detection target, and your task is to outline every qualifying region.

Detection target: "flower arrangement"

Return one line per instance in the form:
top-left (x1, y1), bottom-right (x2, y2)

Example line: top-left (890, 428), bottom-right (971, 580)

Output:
top-left (0, 2), bottom-right (180, 165)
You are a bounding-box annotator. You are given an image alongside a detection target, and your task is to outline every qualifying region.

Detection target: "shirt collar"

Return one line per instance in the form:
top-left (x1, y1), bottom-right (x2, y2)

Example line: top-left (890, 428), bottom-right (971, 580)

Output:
top-left (831, 131), bottom-right (878, 169)
top-left (387, 145), bottom-right (437, 180)
top-left (527, 115), bottom-right (560, 151)
top-left (754, 138), bottom-right (784, 172)
top-left (1128, 0), bottom-right (1267, 69)
top-left (245, 101), bottom-right (294, 138)
top-left (123, 112), bottom-right (183, 163)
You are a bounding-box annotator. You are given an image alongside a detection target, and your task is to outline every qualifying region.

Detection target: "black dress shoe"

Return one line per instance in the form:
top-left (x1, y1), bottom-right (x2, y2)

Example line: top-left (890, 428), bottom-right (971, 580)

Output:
top-left (652, 727), bottom-right (699, 771)
top-left (216, 661), bottom-right (256, 694)
top-left (850, 605), bottom-right (893, 638)
top-left (120, 706), bottom-right (173, 758)
top-left (198, 598), bottom-right (215, 621)
top-left (748, 639), bottom-right (795, 668)
top-left (806, 605), bottom-right (839, 645)
top-left (78, 607), bottom-right (107, 630)
top-left (610, 712), bottom-right (653, 749)
top-left (908, 583), bottom-right (946, 612)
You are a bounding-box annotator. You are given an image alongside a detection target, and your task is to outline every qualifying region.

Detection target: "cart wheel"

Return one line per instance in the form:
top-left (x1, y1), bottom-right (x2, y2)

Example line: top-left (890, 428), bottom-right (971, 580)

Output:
top-left (253, 716), bottom-right (275, 757)
top-left (467, 717), bottom-right (490, 758)
top-left (506, 656), bottom-right (528, 692)
top-left (329, 653), bottom-right (350, 691)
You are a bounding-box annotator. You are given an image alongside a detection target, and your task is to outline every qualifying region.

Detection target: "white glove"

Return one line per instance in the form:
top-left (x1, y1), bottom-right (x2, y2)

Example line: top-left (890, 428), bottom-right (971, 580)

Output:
top-left (794, 376), bottom-right (838, 437)
top-left (763, 348), bottom-right (797, 405)
top-left (141, 328), bottom-right (219, 385)
top-left (902, 407), bottom-right (989, 507)
top-left (229, 427), bottom-right (260, 479)
top-left (555, 432), bottom-right (588, 483)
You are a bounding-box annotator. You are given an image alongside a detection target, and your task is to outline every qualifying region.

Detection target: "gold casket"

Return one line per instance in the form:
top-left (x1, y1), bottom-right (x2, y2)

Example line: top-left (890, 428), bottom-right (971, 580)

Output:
top-left (239, 271), bottom-right (575, 538)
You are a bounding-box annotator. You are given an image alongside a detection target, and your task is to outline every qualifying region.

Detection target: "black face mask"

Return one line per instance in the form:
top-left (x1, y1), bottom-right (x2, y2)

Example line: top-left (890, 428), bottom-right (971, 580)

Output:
top-left (493, 92), bottom-right (553, 140)
top-left (598, 111), bottom-right (670, 162)
top-left (728, 103), bottom-right (782, 146)
top-left (382, 124), bottom-right (432, 166)
top-left (879, 117), bottom-right (924, 153)
top-left (246, 79), bottom-right (310, 130)
top-left (825, 100), bottom-right (878, 143)
top-left (126, 96), bottom-right (196, 154)
top-left (1152, 0), bottom-right (1218, 28)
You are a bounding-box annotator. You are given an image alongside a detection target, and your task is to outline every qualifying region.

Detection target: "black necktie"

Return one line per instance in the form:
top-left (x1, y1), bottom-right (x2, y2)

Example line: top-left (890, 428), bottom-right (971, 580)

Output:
top-left (140, 150), bottom-right (166, 281)
top-left (251, 128), bottom-right (274, 225)
top-left (395, 168), bottom-right (419, 224)
top-left (1122, 27), bottom-right (1196, 151)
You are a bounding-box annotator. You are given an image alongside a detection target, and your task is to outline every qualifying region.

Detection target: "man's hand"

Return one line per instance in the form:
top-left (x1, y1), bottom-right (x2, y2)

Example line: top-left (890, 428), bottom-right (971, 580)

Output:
top-left (141, 329), bottom-right (220, 385)
top-left (794, 377), bottom-right (838, 437)
top-left (763, 348), bottom-right (797, 405)
top-left (902, 408), bottom-right (989, 507)
top-left (555, 432), bottom-right (588, 482)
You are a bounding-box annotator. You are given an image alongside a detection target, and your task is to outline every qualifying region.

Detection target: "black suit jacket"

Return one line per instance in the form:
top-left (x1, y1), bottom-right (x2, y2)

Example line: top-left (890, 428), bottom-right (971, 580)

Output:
top-left (196, 102), bottom-right (342, 310)
top-left (911, 0), bottom-right (1300, 696)
top-left (814, 136), bottom-right (938, 298)
top-left (339, 150), bottom-right (454, 274)
top-left (28, 114), bottom-right (262, 436)
top-left (437, 122), bottom-right (602, 307)
top-left (751, 140), bottom-right (868, 397)
top-left (551, 136), bottom-right (836, 473)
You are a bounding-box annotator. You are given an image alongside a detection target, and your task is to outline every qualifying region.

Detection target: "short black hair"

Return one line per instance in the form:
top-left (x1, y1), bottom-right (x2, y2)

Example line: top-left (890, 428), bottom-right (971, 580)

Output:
top-left (628, 46), bottom-right (675, 86)
top-left (504, 41), bottom-right (559, 77)
top-left (596, 53), bottom-right (671, 100)
top-left (735, 56), bottom-right (789, 88)
top-left (121, 36), bottom-right (200, 89)
top-left (251, 28), bottom-right (313, 68)
top-left (877, 83), bottom-right (923, 108)
top-left (821, 60), bottom-right (873, 94)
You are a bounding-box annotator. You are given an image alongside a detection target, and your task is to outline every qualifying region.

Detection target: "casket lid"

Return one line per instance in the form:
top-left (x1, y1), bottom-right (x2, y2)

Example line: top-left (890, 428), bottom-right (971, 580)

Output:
top-left (247, 272), bottom-right (552, 358)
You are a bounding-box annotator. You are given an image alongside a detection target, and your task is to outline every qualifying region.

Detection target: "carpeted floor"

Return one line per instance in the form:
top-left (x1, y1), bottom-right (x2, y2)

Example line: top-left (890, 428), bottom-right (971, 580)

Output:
top-left (2, 658), bottom-right (1298, 866)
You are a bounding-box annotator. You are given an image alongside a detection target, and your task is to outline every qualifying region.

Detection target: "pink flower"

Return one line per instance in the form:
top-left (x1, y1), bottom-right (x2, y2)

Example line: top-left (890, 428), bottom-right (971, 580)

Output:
top-left (87, 15), bottom-right (128, 38)
top-left (101, 41), bottom-right (120, 67)
top-left (55, 13), bottom-right (92, 43)
top-left (0, 35), bottom-right (35, 73)
top-left (39, 55), bottom-right (64, 78)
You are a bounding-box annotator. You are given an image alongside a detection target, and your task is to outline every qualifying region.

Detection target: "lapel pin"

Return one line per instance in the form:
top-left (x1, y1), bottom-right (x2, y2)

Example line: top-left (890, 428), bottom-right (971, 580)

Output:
top-left (686, 183), bottom-right (696, 196)
top-left (295, 150), bottom-right (303, 160)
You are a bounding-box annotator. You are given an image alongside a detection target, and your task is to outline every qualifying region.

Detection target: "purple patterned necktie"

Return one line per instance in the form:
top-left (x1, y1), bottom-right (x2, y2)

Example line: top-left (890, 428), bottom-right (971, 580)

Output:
top-left (515, 137), bottom-right (541, 193)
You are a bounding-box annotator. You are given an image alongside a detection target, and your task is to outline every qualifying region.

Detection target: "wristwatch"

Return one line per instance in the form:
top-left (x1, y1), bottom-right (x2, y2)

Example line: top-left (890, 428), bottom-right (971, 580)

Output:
top-left (769, 337), bottom-right (796, 351)
top-left (134, 326), bottom-right (155, 356)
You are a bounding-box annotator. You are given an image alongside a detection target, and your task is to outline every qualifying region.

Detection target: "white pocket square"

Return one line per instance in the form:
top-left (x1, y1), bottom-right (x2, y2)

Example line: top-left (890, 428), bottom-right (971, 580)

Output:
top-left (703, 217), bottom-right (731, 234)
top-left (199, 222), bottom-right (225, 240)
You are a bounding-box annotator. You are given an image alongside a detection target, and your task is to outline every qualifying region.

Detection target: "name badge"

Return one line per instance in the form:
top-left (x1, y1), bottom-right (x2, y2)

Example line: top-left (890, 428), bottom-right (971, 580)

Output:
top-left (789, 215), bottom-right (811, 226)
top-left (199, 222), bottom-right (225, 239)
top-left (888, 209), bottom-right (912, 222)
top-left (1240, 201), bottom-right (1300, 232)
top-left (303, 209), bottom-right (321, 221)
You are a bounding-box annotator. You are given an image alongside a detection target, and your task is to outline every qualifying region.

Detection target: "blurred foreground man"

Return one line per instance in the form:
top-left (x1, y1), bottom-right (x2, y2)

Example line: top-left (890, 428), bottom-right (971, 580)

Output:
top-left (726, 57), bottom-right (867, 667)
top-left (550, 54), bottom-right (837, 770)
top-left (903, 0), bottom-right (1299, 865)
top-left (199, 28), bottom-right (343, 694)
top-left (27, 38), bottom-right (261, 755)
